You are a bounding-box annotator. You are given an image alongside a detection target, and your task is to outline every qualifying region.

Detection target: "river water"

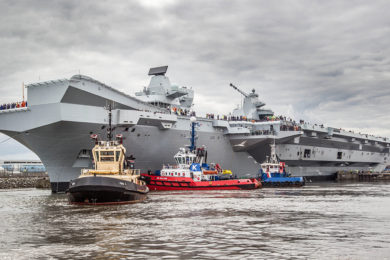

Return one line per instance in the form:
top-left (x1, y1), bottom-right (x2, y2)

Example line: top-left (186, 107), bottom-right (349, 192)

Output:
top-left (0, 183), bottom-right (390, 259)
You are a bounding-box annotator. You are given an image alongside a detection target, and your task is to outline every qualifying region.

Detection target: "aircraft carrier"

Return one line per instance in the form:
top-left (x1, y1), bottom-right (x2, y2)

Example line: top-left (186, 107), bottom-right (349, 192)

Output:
top-left (0, 66), bottom-right (389, 192)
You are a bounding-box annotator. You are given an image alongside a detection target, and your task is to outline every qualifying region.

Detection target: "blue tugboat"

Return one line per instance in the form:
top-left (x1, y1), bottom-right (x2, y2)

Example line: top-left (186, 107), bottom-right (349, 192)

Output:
top-left (258, 142), bottom-right (305, 187)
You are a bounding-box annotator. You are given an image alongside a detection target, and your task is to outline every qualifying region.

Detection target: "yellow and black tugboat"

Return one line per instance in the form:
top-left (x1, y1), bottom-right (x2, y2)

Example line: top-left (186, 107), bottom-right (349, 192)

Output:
top-left (67, 104), bottom-right (149, 205)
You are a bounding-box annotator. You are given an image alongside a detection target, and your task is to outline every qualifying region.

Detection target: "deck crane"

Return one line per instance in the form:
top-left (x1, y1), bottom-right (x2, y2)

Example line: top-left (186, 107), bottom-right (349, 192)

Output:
top-left (229, 83), bottom-right (248, 98)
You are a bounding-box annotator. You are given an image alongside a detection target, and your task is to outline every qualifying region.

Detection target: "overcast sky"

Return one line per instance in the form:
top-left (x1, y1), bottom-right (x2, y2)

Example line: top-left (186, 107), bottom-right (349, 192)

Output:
top-left (0, 0), bottom-right (389, 160)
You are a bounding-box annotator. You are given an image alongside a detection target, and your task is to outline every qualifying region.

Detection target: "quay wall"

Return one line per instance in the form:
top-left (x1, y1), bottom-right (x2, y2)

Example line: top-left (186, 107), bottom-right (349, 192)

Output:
top-left (0, 175), bottom-right (51, 189)
top-left (336, 170), bottom-right (390, 182)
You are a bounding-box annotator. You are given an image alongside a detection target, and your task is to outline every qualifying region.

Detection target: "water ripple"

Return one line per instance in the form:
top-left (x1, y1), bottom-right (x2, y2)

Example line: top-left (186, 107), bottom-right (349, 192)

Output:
top-left (0, 183), bottom-right (390, 259)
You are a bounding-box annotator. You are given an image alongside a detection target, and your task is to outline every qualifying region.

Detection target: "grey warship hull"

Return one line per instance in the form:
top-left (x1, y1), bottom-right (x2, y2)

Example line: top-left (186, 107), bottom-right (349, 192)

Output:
top-left (0, 70), bottom-right (389, 192)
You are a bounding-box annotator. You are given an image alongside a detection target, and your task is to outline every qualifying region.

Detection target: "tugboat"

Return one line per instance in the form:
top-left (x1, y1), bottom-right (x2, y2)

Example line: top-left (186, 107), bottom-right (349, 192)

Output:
top-left (258, 142), bottom-right (305, 187)
top-left (141, 117), bottom-right (261, 191)
top-left (67, 104), bottom-right (149, 205)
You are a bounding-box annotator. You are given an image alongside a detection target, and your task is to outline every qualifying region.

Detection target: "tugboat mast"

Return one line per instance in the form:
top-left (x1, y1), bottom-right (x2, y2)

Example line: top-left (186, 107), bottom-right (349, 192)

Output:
top-left (270, 138), bottom-right (277, 163)
top-left (189, 117), bottom-right (197, 152)
top-left (107, 102), bottom-right (113, 141)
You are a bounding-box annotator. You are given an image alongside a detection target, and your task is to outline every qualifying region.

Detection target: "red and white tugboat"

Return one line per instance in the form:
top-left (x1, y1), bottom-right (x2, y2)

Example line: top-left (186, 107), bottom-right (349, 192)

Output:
top-left (141, 117), bottom-right (261, 191)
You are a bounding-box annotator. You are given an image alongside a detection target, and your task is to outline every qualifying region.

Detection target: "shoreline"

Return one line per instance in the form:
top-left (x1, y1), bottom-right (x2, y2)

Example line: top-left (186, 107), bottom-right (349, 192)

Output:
top-left (0, 176), bottom-right (51, 189)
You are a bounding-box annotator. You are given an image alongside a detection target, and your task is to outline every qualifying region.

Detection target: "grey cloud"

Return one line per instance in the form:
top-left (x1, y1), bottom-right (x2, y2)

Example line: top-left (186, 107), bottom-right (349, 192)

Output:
top-left (0, 0), bottom-right (390, 159)
top-left (318, 69), bottom-right (344, 77)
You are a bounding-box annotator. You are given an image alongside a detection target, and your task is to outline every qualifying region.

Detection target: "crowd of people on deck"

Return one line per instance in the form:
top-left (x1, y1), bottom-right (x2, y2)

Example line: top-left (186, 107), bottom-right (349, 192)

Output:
top-left (204, 114), bottom-right (292, 122)
top-left (169, 106), bottom-right (195, 117)
top-left (145, 105), bottom-right (386, 140)
top-left (0, 101), bottom-right (27, 110)
top-left (280, 124), bottom-right (301, 131)
top-left (146, 105), bottom-right (306, 133)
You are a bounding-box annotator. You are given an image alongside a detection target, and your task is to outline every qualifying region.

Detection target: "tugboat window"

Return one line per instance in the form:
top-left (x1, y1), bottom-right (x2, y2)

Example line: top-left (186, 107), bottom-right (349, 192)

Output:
top-left (304, 149), bottom-right (311, 158)
top-left (101, 157), bottom-right (114, 162)
top-left (101, 151), bottom-right (114, 156)
top-left (116, 151), bottom-right (120, 161)
top-left (337, 152), bottom-right (342, 159)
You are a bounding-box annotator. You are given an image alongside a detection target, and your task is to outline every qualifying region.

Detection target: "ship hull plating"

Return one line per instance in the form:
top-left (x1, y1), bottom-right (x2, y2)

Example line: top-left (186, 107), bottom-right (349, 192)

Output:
top-left (67, 176), bottom-right (148, 205)
top-left (141, 175), bottom-right (260, 191)
top-left (5, 121), bottom-right (387, 192)
top-left (6, 121), bottom-right (262, 192)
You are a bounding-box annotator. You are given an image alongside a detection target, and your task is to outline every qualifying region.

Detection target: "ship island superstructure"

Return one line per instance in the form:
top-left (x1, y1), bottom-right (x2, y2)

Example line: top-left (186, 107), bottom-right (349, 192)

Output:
top-left (0, 66), bottom-right (389, 192)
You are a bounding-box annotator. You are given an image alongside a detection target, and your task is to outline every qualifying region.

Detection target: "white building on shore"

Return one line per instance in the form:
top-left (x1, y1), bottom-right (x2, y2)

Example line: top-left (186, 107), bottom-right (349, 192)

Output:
top-left (1, 160), bottom-right (46, 173)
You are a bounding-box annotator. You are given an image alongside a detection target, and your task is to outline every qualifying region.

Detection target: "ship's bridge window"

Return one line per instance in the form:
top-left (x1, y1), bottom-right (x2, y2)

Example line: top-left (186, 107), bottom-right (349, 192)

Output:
top-left (176, 157), bottom-right (181, 164)
top-left (337, 152), bottom-right (342, 159)
top-left (95, 151), bottom-right (100, 162)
